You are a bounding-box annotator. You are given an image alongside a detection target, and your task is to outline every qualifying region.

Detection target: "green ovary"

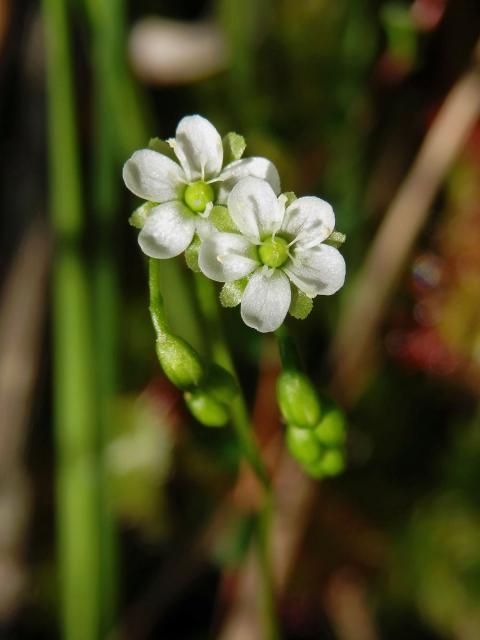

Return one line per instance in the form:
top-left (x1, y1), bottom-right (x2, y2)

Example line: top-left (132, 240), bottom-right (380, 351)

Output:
top-left (258, 235), bottom-right (289, 268)
top-left (184, 181), bottom-right (214, 213)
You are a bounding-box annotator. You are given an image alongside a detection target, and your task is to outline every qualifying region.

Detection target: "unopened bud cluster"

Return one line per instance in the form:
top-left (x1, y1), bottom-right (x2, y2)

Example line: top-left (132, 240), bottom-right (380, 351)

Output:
top-left (276, 369), bottom-right (347, 478)
top-left (156, 334), bottom-right (237, 427)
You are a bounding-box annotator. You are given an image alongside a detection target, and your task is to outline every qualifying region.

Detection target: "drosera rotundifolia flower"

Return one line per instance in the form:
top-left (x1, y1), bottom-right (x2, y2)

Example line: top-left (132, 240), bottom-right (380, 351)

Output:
top-left (124, 114), bottom-right (349, 479)
top-left (123, 114), bottom-right (281, 259)
top-left (198, 177), bottom-right (346, 333)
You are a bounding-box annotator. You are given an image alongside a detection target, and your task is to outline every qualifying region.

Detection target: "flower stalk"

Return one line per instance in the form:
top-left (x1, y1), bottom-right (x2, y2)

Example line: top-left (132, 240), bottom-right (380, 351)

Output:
top-left (193, 273), bottom-right (278, 634)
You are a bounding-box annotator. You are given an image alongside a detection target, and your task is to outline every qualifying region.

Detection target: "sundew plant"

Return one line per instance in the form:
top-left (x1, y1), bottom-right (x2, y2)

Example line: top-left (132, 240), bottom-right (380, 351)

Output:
top-left (124, 114), bottom-right (349, 477)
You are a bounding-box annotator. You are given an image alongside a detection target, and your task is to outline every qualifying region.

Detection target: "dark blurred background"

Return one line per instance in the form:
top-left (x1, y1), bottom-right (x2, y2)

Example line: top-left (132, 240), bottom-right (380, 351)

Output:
top-left (2, 0), bottom-right (480, 638)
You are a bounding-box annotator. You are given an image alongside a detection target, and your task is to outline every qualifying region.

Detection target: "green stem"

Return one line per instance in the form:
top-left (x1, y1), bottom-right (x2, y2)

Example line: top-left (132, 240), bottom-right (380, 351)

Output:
top-left (274, 326), bottom-right (302, 371)
top-left (192, 274), bottom-right (278, 634)
top-left (193, 273), bottom-right (270, 488)
top-left (148, 258), bottom-right (168, 335)
top-left (43, 0), bottom-right (101, 638)
top-left (257, 494), bottom-right (280, 640)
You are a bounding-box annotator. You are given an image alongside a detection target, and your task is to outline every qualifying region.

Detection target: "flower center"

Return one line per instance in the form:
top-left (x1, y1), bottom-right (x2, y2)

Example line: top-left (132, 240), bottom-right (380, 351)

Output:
top-left (184, 181), bottom-right (214, 213)
top-left (258, 236), bottom-right (289, 269)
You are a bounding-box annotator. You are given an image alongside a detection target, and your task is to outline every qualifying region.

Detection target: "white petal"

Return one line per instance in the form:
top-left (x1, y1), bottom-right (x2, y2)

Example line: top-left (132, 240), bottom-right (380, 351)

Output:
top-left (227, 177), bottom-right (283, 243)
top-left (284, 244), bottom-right (346, 297)
top-left (138, 202), bottom-right (195, 259)
top-left (174, 115), bottom-right (223, 181)
top-left (199, 232), bottom-right (258, 282)
top-left (195, 216), bottom-right (216, 241)
top-left (123, 149), bottom-right (185, 202)
top-left (241, 268), bottom-right (291, 333)
top-left (216, 157), bottom-right (281, 204)
top-left (282, 196), bottom-right (335, 247)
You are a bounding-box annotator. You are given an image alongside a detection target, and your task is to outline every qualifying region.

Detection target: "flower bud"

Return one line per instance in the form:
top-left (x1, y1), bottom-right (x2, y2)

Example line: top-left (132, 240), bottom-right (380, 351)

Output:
top-left (302, 449), bottom-right (345, 479)
top-left (314, 407), bottom-right (346, 446)
top-left (155, 333), bottom-right (204, 389)
top-left (277, 370), bottom-right (321, 429)
top-left (184, 389), bottom-right (230, 427)
top-left (286, 425), bottom-right (323, 465)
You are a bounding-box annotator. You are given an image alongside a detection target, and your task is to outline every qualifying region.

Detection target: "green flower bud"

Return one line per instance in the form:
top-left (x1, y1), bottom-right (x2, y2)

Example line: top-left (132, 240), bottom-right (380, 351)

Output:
top-left (155, 333), bottom-right (204, 389)
top-left (302, 449), bottom-right (345, 479)
top-left (184, 389), bottom-right (229, 427)
top-left (258, 236), bottom-right (289, 268)
top-left (277, 370), bottom-right (321, 429)
top-left (184, 181), bottom-right (214, 213)
top-left (286, 424), bottom-right (323, 465)
top-left (315, 408), bottom-right (346, 447)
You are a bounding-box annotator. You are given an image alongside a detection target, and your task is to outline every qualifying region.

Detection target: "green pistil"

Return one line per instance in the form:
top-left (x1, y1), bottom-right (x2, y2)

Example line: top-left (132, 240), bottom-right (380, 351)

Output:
top-left (184, 181), bottom-right (214, 213)
top-left (258, 235), bottom-right (289, 268)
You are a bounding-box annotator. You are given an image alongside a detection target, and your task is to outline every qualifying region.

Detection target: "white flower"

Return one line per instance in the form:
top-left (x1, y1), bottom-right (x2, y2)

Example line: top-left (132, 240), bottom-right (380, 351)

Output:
top-left (198, 177), bottom-right (346, 333)
top-left (123, 114), bottom-right (281, 259)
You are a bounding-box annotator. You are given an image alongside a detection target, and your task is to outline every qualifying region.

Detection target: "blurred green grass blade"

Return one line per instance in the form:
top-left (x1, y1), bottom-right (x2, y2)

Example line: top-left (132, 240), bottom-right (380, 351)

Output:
top-left (88, 0), bottom-right (123, 630)
top-left (83, 0), bottom-right (206, 356)
top-left (43, 0), bottom-right (101, 638)
top-left (216, 0), bottom-right (268, 126)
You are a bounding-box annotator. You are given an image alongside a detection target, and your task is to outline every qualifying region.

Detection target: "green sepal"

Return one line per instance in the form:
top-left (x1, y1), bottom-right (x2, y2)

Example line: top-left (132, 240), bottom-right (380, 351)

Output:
top-left (184, 389), bottom-right (230, 427)
top-left (283, 191), bottom-right (297, 207)
top-left (148, 137), bottom-right (177, 161)
top-left (185, 235), bottom-right (201, 272)
top-left (210, 205), bottom-right (239, 233)
top-left (314, 407), bottom-right (346, 447)
top-left (129, 201), bottom-right (157, 229)
top-left (220, 278), bottom-right (248, 308)
top-left (155, 333), bottom-right (204, 389)
top-left (324, 230), bottom-right (346, 249)
top-left (303, 449), bottom-right (345, 478)
top-left (277, 370), bottom-right (321, 429)
top-left (286, 424), bottom-right (323, 465)
top-left (222, 132), bottom-right (246, 164)
top-left (289, 287), bottom-right (313, 320)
